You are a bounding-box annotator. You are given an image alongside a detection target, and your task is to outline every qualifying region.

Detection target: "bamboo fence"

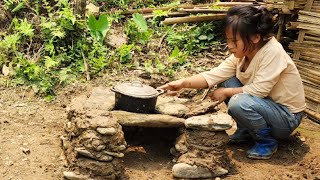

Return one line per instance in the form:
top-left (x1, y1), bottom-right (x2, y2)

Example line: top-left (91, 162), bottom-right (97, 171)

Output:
top-left (265, 0), bottom-right (306, 13)
top-left (290, 0), bottom-right (320, 122)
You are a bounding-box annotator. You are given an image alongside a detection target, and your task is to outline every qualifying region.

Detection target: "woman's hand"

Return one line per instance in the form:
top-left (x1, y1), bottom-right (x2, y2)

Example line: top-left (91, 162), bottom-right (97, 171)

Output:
top-left (158, 79), bottom-right (185, 96)
top-left (209, 87), bottom-right (243, 103)
top-left (209, 87), bottom-right (230, 103)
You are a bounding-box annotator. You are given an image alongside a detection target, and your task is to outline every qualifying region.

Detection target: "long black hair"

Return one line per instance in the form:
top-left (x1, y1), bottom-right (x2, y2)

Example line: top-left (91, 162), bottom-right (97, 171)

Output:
top-left (225, 5), bottom-right (274, 51)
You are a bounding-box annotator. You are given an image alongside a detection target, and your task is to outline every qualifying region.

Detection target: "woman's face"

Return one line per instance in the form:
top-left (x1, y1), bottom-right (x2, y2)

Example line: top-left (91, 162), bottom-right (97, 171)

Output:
top-left (225, 27), bottom-right (247, 58)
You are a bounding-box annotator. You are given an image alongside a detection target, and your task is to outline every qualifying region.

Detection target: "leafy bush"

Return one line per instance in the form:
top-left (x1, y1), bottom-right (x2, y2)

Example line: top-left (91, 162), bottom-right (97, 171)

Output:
top-left (166, 22), bottom-right (221, 54)
top-left (0, 0), bottom-right (224, 98)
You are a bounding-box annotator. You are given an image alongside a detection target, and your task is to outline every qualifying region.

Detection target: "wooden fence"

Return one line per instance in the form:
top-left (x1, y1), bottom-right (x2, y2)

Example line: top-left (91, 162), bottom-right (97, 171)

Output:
top-left (289, 0), bottom-right (320, 122)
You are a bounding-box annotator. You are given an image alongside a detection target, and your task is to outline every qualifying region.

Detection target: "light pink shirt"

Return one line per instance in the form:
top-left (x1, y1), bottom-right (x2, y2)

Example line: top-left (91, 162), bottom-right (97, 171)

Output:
top-left (201, 37), bottom-right (306, 113)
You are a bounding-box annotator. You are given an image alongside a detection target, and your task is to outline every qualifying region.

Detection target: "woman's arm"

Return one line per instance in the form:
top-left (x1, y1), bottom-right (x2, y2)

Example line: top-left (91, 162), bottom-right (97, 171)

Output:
top-left (159, 74), bottom-right (208, 95)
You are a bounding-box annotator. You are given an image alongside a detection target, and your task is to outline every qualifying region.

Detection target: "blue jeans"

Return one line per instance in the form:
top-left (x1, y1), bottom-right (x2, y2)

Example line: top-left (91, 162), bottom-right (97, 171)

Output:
top-left (220, 77), bottom-right (304, 139)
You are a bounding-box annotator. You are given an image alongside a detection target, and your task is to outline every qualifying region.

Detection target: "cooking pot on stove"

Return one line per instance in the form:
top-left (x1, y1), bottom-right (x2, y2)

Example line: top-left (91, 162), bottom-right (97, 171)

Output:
top-left (111, 81), bottom-right (165, 113)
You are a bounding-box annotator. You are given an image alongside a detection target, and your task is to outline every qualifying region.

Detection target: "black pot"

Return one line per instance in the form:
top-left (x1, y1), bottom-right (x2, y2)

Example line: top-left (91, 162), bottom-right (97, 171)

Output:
top-left (111, 81), bottom-right (165, 113)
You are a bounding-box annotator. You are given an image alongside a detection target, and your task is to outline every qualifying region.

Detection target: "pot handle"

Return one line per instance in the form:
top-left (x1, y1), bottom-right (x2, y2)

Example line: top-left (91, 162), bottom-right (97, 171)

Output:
top-left (111, 87), bottom-right (118, 93)
top-left (156, 88), bottom-right (165, 96)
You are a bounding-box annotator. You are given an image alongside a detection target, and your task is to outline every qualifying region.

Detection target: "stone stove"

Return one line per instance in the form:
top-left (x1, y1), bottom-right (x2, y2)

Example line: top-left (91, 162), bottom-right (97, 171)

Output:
top-left (61, 87), bottom-right (233, 179)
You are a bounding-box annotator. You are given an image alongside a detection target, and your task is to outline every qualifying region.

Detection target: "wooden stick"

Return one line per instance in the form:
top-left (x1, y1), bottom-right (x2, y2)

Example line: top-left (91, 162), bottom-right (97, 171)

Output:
top-left (305, 109), bottom-right (320, 121)
top-left (178, 8), bottom-right (228, 14)
top-left (163, 14), bottom-right (226, 25)
top-left (276, 14), bottom-right (285, 40)
top-left (143, 12), bottom-right (189, 19)
top-left (81, 51), bottom-right (90, 81)
top-left (158, 24), bottom-right (176, 50)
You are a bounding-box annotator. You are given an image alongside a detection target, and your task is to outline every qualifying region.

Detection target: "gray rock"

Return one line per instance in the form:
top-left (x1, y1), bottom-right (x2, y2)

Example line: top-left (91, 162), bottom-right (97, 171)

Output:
top-left (112, 145), bottom-right (126, 152)
top-left (184, 101), bottom-right (219, 118)
top-left (174, 133), bottom-right (187, 154)
top-left (106, 29), bottom-right (128, 48)
top-left (185, 113), bottom-right (233, 131)
top-left (84, 87), bottom-right (115, 111)
top-left (75, 115), bottom-right (118, 132)
top-left (75, 148), bottom-right (113, 162)
top-left (172, 163), bottom-right (228, 179)
top-left (75, 148), bottom-right (95, 158)
top-left (86, 3), bottom-right (99, 16)
top-left (104, 151), bottom-right (125, 158)
top-left (63, 171), bottom-right (91, 180)
top-left (66, 95), bottom-right (87, 117)
top-left (155, 103), bottom-right (190, 117)
top-left (96, 145), bottom-right (106, 151)
top-left (170, 147), bottom-right (181, 157)
top-left (64, 121), bottom-right (76, 133)
top-left (96, 127), bottom-right (117, 135)
top-left (111, 110), bottom-right (185, 128)
top-left (156, 96), bottom-right (191, 105)
top-left (172, 163), bottom-right (228, 178)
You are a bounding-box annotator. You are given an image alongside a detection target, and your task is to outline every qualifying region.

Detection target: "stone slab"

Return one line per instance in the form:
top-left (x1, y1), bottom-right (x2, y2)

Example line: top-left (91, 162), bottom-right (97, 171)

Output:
top-left (111, 110), bottom-right (185, 128)
top-left (185, 113), bottom-right (233, 131)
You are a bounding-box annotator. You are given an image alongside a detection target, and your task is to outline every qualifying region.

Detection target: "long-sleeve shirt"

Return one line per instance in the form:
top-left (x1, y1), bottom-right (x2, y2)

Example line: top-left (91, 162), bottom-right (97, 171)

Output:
top-left (201, 37), bottom-right (306, 113)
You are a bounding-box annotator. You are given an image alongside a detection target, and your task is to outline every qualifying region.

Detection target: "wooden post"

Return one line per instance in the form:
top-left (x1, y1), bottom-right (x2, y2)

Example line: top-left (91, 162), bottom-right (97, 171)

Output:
top-left (276, 14), bottom-right (285, 41)
top-left (74, 0), bottom-right (86, 18)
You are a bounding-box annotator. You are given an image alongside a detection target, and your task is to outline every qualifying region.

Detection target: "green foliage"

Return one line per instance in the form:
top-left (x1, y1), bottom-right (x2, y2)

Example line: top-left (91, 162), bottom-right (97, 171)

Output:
top-left (88, 14), bottom-right (112, 42)
top-left (166, 22), bottom-right (220, 54)
top-left (125, 13), bottom-right (152, 44)
top-left (0, 0), bottom-right (224, 99)
top-left (168, 46), bottom-right (187, 65)
top-left (132, 13), bottom-right (148, 32)
top-left (118, 44), bottom-right (134, 64)
top-left (3, 0), bottom-right (25, 12)
top-left (86, 40), bottom-right (110, 74)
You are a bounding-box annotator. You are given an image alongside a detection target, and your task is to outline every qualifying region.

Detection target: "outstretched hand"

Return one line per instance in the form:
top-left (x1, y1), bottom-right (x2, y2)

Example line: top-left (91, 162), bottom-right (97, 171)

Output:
top-left (158, 79), bottom-right (185, 96)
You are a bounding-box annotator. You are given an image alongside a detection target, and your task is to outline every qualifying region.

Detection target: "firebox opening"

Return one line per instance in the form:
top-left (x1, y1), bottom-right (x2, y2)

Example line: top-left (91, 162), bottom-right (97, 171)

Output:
top-left (122, 126), bottom-right (180, 171)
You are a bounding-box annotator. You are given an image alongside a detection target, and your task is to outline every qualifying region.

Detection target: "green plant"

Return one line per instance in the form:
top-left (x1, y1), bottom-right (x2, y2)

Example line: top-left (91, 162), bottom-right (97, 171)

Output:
top-left (168, 46), bottom-right (187, 65)
top-left (118, 44), bottom-right (134, 64)
top-left (166, 22), bottom-right (220, 54)
top-left (124, 13), bottom-right (152, 44)
top-left (3, 0), bottom-right (26, 13)
top-left (88, 14), bottom-right (112, 42)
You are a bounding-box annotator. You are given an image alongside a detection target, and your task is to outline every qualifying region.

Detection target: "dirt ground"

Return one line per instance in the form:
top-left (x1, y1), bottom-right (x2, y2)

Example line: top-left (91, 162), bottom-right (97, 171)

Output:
top-left (0, 75), bottom-right (320, 180)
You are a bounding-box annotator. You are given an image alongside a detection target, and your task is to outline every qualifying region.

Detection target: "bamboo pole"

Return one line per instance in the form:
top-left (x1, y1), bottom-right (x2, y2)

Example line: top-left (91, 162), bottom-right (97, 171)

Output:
top-left (304, 35), bottom-right (320, 42)
top-left (178, 8), bottom-right (228, 14)
top-left (163, 14), bottom-right (226, 25)
top-left (305, 109), bottom-right (320, 121)
top-left (120, 2), bottom-right (259, 15)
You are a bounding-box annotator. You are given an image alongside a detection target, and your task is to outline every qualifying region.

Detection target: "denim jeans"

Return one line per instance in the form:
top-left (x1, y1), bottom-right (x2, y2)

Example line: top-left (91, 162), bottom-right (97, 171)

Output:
top-left (220, 77), bottom-right (304, 139)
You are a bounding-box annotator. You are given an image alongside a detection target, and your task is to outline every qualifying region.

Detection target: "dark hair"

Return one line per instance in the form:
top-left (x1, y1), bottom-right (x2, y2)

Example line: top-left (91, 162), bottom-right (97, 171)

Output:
top-left (225, 5), bottom-right (274, 51)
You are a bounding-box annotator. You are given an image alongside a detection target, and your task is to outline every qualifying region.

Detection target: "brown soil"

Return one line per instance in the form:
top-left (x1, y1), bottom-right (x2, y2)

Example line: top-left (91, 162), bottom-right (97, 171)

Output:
top-left (0, 74), bottom-right (320, 180)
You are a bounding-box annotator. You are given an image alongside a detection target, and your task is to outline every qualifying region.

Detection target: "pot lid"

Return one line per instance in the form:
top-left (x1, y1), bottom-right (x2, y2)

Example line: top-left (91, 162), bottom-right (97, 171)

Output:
top-left (113, 81), bottom-right (159, 98)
